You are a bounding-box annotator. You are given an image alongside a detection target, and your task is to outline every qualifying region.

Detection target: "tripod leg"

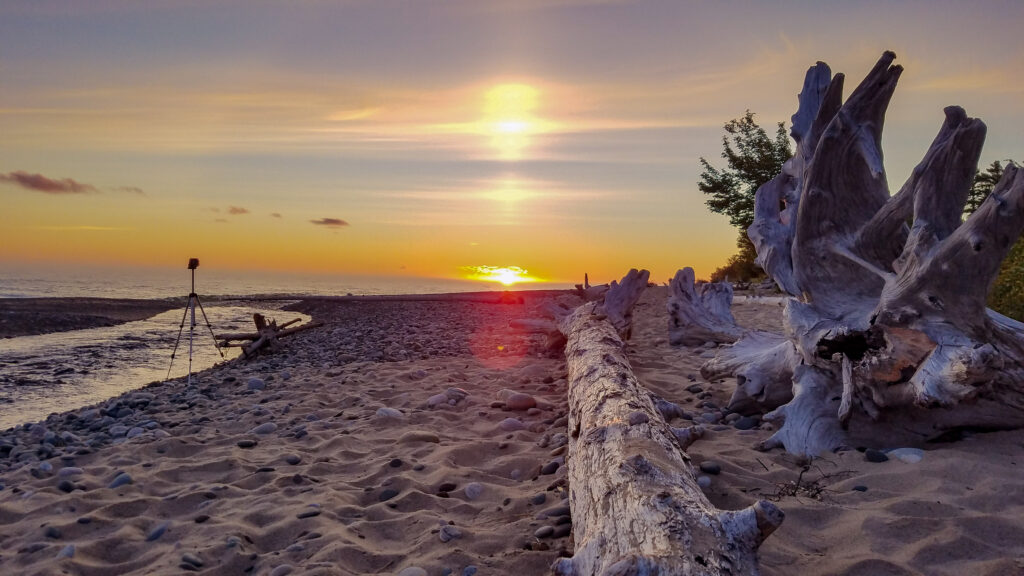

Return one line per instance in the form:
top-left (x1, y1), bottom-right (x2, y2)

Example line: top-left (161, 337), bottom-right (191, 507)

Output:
top-left (193, 295), bottom-right (225, 357)
top-left (166, 301), bottom-right (191, 380)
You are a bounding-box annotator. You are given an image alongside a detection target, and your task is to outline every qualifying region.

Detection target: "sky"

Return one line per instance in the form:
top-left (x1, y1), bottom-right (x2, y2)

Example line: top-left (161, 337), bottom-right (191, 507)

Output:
top-left (1, 0), bottom-right (1023, 286)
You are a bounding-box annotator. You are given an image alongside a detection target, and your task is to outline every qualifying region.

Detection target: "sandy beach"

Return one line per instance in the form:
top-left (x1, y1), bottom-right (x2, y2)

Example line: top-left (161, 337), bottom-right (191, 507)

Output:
top-left (1, 288), bottom-right (1023, 575)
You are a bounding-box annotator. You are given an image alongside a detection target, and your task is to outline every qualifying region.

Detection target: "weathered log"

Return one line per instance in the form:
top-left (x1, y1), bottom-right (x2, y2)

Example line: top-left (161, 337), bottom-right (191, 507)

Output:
top-left (699, 52), bottom-right (1024, 457)
top-left (599, 268), bottom-right (650, 340)
top-left (219, 313), bottom-right (322, 358)
top-left (701, 330), bottom-right (799, 415)
top-left (554, 295), bottom-right (782, 575)
top-left (667, 268), bottom-right (743, 346)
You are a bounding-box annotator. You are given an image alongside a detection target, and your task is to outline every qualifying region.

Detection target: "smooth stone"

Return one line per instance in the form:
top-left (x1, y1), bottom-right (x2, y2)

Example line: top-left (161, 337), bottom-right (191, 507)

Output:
top-left (389, 458), bottom-right (403, 468)
top-left (270, 565), bottom-right (294, 576)
top-left (194, 515), bottom-right (209, 523)
top-left (628, 411), bottom-right (649, 425)
top-left (439, 524), bottom-right (462, 542)
top-left (181, 552), bottom-right (203, 567)
top-left (247, 378), bottom-right (266, 391)
top-left (505, 393), bottom-right (537, 411)
top-left (499, 418), bottom-right (526, 432)
top-left (108, 472), bottom-right (133, 489)
top-left (250, 422), bottom-right (277, 435)
top-left (44, 526), bottom-right (61, 539)
top-left (427, 393), bottom-right (449, 407)
top-left (541, 461), bottom-right (560, 475)
top-left (438, 482), bottom-right (457, 492)
top-left (464, 482), bottom-right (484, 500)
top-left (237, 440), bottom-right (258, 448)
top-left (226, 536), bottom-right (242, 548)
top-left (56, 544), bottom-right (75, 559)
top-left (296, 508), bottom-right (321, 519)
top-left (379, 489), bottom-right (400, 502)
top-left (552, 523), bottom-right (572, 538)
top-left (126, 427), bottom-right (146, 439)
top-left (864, 449), bottom-right (889, 463)
top-left (699, 461), bottom-right (722, 475)
top-left (531, 493), bottom-right (547, 505)
top-left (534, 526), bottom-right (554, 538)
top-left (697, 475), bottom-right (712, 489)
top-left (734, 416), bottom-right (759, 430)
top-left (58, 467), bottom-right (83, 477)
top-left (398, 431), bottom-right (440, 444)
top-left (852, 485), bottom-right (868, 492)
top-left (77, 517), bottom-right (93, 524)
top-left (462, 566), bottom-right (478, 576)
top-left (398, 568), bottom-right (428, 576)
top-left (57, 480), bottom-right (75, 493)
top-left (686, 384), bottom-right (703, 393)
top-left (376, 407), bottom-right (405, 419)
top-left (39, 461), bottom-right (53, 473)
top-left (284, 454), bottom-right (301, 465)
top-left (887, 447), bottom-right (924, 463)
top-left (146, 521), bottom-right (169, 542)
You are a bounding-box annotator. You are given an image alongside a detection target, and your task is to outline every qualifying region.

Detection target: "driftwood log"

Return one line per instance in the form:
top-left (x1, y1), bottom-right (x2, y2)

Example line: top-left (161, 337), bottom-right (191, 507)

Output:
top-left (668, 268), bottom-right (743, 346)
top-left (553, 269), bottom-right (782, 576)
top-left (219, 313), bottom-right (322, 358)
top-left (688, 52), bottom-right (1024, 458)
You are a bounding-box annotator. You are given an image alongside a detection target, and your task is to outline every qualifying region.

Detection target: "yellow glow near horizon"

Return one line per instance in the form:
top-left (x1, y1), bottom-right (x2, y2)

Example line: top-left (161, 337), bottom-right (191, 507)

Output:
top-left (462, 265), bottom-right (540, 286)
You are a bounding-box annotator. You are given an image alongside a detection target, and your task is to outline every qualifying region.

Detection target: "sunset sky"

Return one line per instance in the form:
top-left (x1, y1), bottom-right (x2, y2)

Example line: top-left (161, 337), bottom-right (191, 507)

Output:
top-left (2, 0), bottom-right (1022, 286)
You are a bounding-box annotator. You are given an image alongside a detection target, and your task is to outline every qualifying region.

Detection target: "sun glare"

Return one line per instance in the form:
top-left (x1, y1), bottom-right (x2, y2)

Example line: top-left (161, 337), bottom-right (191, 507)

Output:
top-left (463, 265), bottom-right (540, 286)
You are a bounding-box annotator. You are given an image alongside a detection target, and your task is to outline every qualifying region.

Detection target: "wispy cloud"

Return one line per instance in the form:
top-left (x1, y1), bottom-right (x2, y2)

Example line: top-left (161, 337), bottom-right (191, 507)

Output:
top-left (0, 171), bottom-right (98, 194)
top-left (310, 217), bottom-right (349, 227)
top-left (270, 212), bottom-right (282, 218)
top-left (227, 205), bottom-right (250, 215)
top-left (115, 186), bottom-right (145, 195)
top-left (31, 225), bottom-right (132, 231)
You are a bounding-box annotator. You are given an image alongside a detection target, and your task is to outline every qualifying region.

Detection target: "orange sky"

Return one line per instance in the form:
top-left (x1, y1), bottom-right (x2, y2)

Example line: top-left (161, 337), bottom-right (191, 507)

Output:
top-left (2, 0), bottom-right (1023, 287)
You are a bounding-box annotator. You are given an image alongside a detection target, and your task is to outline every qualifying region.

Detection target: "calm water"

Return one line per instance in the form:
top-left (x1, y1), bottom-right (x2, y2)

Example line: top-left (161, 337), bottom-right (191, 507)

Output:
top-left (0, 265), bottom-right (571, 430)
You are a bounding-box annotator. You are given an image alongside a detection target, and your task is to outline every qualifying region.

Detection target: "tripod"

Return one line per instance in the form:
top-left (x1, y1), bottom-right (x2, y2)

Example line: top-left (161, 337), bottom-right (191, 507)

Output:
top-left (166, 258), bottom-right (223, 384)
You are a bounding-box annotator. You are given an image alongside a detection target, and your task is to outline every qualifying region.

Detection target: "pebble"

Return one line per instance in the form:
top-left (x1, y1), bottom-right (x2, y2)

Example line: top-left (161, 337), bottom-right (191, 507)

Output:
top-left (250, 422), bottom-right (278, 435)
top-left (734, 416), bottom-right (759, 430)
top-left (864, 449), bottom-right (889, 463)
top-left (194, 515), bottom-right (210, 523)
top-left (462, 566), bottom-right (478, 576)
top-left (127, 427), bottom-right (146, 439)
top-left (77, 516), bottom-right (93, 524)
top-left (534, 526), bottom-right (554, 538)
top-left (56, 544), bottom-right (75, 559)
top-left (226, 536), bottom-right (242, 548)
top-left (531, 493), bottom-right (547, 505)
top-left (499, 418), bottom-right (526, 432)
top-left (552, 523), bottom-right (572, 538)
top-left (464, 482), bottom-right (484, 500)
top-left (628, 411), bottom-right (650, 425)
top-left (541, 461), bottom-right (560, 475)
top-left (247, 378), bottom-right (266, 391)
top-left (887, 447), bottom-right (924, 463)
top-left (427, 393), bottom-right (450, 408)
top-left (699, 461), bottom-right (722, 475)
top-left (237, 440), bottom-right (258, 449)
top-left (58, 467), bottom-right (83, 477)
top-left (439, 524), bottom-right (462, 542)
top-left (505, 393), bottom-right (537, 411)
top-left (146, 521), bottom-right (169, 542)
top-left (44, 526), bottom-right (61, 539)
top-left (57, 480), bottom-right (76, 493)
top-left (39, 461), bottom-right (53, 473)
top-left (697, 475), bottom-right (712, 489)
top-left (398, 568), bottom-right (428, 576)
top-left (181, 553), bottom-right (203, 567)
top-left (284, 454), bottom-right (301, 465)
top-left (270, 565), bottom-right (294, 576)
top-left (376, 407), bottom-right (405, 419)
top-left (541, 505), bottom-right (570, 518)
top-left (852, 485), bottom-right (868, 492)
top-left (687, 384), bottom-right (704, 393)
top-left (108, 472), bottom-right (133, 489)
top-left (379, 489), bottom-right (400, 502)
top-left (297, 508), bottom-right (321, 519)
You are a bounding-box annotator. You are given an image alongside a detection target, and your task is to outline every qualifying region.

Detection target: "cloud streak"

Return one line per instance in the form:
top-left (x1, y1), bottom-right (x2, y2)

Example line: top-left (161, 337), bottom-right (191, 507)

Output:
top-left (0, 171), bottom-right (98, 194)
top-left (227, 205), bottom-right (250, 215)
top-left (310, 217), bottom-right (349, 227)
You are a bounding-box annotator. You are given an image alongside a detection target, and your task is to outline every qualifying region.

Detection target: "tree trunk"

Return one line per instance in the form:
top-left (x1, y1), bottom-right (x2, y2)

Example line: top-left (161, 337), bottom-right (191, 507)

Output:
top-left (554, 300), bottom-right (782, 576)
top-left (695, 52), bottom-right (1024, 458)
top-left (667, 268), bottom-right (744, 346)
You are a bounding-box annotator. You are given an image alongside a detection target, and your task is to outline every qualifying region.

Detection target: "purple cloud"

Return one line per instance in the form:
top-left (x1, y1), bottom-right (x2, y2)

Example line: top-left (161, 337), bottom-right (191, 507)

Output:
top-left (310, 218), bottom-right (350, 227)
top-left (0, 171), bottom-right (98, 194)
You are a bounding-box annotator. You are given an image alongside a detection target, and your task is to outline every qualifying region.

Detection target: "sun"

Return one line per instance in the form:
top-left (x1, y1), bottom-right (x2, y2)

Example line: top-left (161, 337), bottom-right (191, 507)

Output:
top-left (480, 83), bottom-right (546, 160)
top-left (462, 265), bottom-right (540, 286)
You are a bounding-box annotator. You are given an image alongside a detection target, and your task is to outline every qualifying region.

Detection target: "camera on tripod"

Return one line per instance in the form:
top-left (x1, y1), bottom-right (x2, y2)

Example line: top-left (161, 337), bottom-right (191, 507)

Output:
top-left (188, 258), bottom-right (199, 270)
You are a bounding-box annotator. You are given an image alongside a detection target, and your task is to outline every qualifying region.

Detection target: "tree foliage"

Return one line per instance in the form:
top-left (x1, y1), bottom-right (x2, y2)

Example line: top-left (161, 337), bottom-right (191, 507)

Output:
top-left (964, 160), bottom-right (1008, 216)
top-left (699, 111), bottom-right (792, 232)
top-left (966, 160), bottom-right (1024, 321)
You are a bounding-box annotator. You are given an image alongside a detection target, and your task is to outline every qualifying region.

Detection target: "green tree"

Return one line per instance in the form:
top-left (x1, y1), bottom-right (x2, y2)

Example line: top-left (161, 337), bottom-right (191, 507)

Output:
top-left (698, 111), bottom-right (792, 280)
top-left (699, 111), bottom-right (792, 232)
top-left (964, 160), bottom-right (1007, 215)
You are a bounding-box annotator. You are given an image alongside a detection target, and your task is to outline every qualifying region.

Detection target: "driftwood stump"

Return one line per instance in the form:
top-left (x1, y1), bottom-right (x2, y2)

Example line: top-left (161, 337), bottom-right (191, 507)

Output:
top-left (687, 52), bottom-right (1024, 458)
top-left (219, 313), bottom-right (322, 358)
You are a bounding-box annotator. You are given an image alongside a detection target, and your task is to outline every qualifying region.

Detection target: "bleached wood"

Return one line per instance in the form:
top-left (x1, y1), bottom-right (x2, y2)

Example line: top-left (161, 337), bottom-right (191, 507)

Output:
top-left (700, 331), bottom-right (799, 415)
top-left (667, 268), bottom-right (743, 346)
top-left (599, 268), bottom-right (650, 340)
top-left (553, 303), bottom-right (782, 576)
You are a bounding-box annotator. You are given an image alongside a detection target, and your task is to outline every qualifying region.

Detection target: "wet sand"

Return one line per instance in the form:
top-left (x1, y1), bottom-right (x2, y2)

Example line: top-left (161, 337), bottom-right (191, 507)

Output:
top-left (0, 298), bottom-right (179, 339)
